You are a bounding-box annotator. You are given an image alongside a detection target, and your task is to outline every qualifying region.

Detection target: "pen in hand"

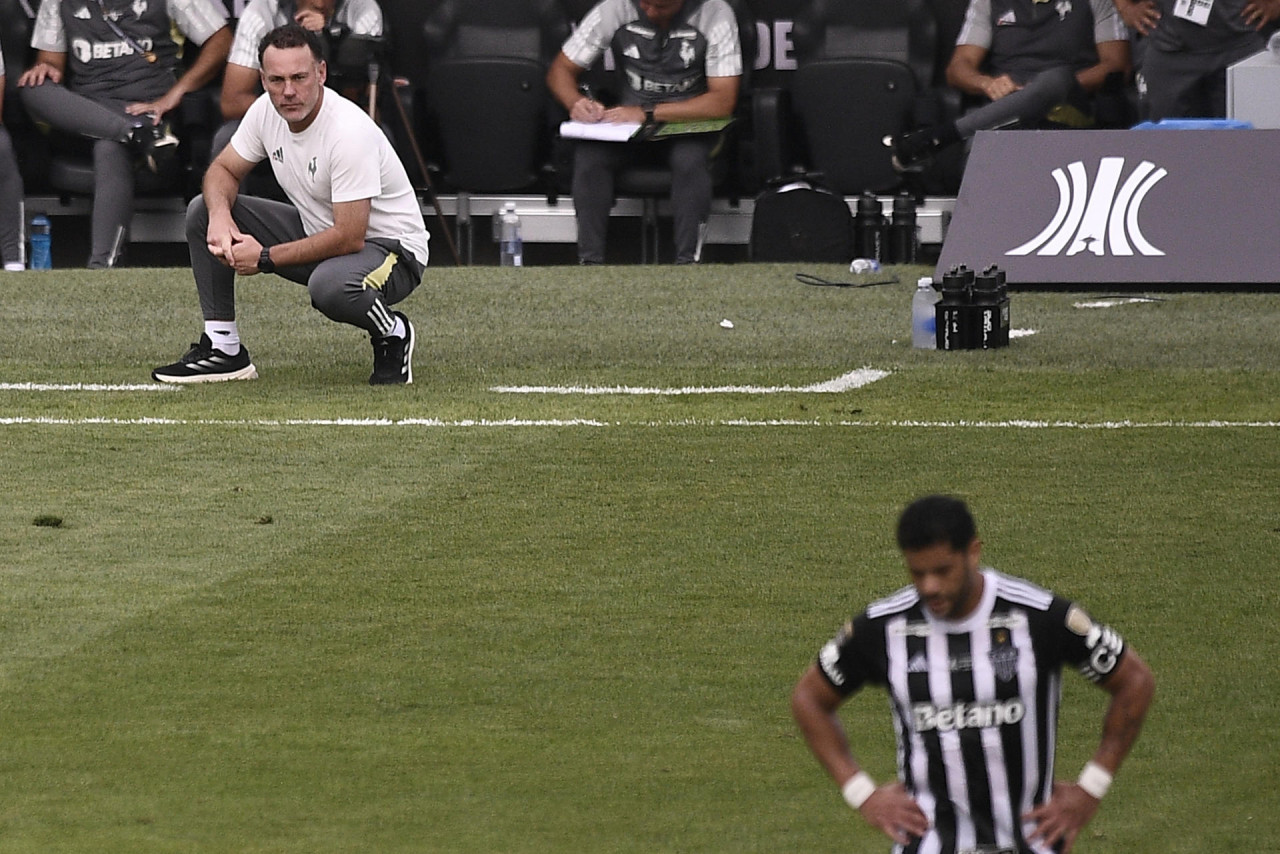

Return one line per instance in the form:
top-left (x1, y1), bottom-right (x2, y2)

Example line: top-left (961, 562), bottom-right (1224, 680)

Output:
top-left (573, 83), bottom-right (606, 123)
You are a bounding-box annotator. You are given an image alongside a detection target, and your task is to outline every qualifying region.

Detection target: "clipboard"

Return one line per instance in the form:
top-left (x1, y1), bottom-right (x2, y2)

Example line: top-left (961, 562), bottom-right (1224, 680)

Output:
top-left (558, 117), bottom-right (735, 143)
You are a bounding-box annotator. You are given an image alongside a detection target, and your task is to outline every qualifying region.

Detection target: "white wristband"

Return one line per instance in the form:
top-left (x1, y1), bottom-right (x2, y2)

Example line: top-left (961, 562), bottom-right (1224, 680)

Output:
top-left (841, 772), bottom-right (877, 810)
top-left (1077, 761), bottom-right (1113, 800)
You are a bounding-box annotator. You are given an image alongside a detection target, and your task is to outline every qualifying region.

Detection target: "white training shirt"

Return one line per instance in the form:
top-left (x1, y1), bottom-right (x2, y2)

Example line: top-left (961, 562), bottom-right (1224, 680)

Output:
top-left (230, 88), bottom-right (430, 265)
top-left (227, 0), bottom-right (384, 70)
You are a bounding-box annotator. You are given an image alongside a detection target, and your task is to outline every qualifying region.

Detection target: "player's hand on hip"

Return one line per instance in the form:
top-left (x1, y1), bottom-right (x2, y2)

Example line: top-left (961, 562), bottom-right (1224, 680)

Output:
top-left (1024, 781), bottom-right (1101, 854)
top-left (860, 782), bottom-right (930, 846)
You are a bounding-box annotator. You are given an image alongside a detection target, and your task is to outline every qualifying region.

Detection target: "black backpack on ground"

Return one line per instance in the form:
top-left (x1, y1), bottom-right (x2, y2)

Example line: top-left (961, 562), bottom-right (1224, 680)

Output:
top-left (749, 177), bottom-right (854, 262)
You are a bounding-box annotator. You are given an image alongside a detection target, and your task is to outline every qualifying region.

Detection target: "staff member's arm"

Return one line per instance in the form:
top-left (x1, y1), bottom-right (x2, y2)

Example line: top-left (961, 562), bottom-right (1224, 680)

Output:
top-left (600, 74), bottom-right (740, 124)
top-left (1024, 649), bottom-right (1155, 853)
top-left (201, 144), bottom-right (370, 274)
top-left (129, 24), bottom-right (233, 121)
top-left (791, 665), bottom-right (931, 846)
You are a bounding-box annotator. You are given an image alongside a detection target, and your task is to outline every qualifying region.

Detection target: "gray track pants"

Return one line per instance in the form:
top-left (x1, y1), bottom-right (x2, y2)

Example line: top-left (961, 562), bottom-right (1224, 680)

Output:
top-left (572, 136), bottom-right (717, 264)
top-left (187, 194), bottom-right (424, 336)
top-left (955, 67), bottom-right (1082, 138)
top-left (0, 128), bottom-right (22, 267)
top-left (20, 81), bottom-right (139, 268)
top-left (1137, 36), bottom-right (1263, 121)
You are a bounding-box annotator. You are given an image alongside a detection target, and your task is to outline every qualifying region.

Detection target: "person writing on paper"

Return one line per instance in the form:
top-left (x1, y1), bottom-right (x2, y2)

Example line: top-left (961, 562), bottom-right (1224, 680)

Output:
top-left (547, 0), bottom-right (741, 265)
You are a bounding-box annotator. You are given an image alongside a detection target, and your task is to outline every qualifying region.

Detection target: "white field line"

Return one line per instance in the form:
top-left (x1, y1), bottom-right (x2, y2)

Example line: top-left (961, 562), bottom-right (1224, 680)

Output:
top-left (1, 417), bottom-right (1276, 429)
top-left (0, 382), bottom-right (176, 392)
top-left (1074, 298), bottom-right (1163, 309)
top-left (490, 367), bottom-right (891, 395)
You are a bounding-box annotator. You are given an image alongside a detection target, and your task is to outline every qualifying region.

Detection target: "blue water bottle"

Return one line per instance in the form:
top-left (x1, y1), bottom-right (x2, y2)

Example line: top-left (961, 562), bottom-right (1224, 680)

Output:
top-left (30, 215), bottom-right (52, 270)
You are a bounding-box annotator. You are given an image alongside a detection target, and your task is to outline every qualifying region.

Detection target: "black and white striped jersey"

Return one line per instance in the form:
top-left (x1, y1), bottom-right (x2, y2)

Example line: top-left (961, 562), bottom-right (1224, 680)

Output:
top-left (817, 569), bottom-right (1127, 854)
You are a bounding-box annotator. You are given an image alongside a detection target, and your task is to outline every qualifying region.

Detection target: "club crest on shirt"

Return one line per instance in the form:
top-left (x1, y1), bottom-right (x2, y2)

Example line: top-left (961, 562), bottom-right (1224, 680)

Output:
top-left (988, 628), bottom-right (1019, 682)
top-left (679, 38), bottom-right (696, 68)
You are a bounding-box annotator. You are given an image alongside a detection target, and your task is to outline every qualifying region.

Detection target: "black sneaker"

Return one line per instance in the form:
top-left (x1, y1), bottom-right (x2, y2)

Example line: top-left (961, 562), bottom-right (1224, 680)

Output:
top-left (152, 334), bottom-right (258, 384)
top-left (884, 128), bottom-right (937, 173)
top-left (128, 120), bottom-right (180, 174)
top-left (369, 312), bottom-right (415, 385)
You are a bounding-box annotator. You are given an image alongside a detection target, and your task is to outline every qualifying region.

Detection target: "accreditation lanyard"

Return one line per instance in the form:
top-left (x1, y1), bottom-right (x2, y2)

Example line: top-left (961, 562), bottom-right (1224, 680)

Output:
top-left (94, 0), bottom-right (158, 63)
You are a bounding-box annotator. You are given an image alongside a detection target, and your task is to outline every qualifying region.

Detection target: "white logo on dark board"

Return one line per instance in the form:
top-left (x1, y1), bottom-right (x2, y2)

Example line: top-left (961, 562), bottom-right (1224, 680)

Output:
top-left (1006, 157), bottom-right (1166, 258)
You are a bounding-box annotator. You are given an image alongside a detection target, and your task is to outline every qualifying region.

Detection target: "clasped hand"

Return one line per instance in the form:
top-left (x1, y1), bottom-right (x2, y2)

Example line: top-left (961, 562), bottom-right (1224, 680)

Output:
top-left (208, 227), bottom-right (267, 276)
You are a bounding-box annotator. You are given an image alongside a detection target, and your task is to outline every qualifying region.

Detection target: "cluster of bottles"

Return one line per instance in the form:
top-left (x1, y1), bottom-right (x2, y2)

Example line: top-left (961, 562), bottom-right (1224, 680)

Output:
top-left (931, 264), bottom-right (1011, 350)
top-left (853, 191), bottom-right (920, 267)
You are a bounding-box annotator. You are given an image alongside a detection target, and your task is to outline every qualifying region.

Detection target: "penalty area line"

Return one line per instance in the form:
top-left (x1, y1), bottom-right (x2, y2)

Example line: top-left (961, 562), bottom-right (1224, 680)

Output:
top-left (489, 367), bottom-right (891, 395)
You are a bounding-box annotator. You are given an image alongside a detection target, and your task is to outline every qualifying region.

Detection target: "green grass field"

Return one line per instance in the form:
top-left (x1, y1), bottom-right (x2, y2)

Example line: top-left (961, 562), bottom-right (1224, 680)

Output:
top-left (1, 264), bottom-right (1277, 852)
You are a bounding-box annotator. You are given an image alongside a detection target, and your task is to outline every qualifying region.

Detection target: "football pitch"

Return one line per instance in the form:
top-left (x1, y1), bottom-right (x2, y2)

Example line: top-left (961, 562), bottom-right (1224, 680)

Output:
top-left (1, 263), bottom-right (1277, 852)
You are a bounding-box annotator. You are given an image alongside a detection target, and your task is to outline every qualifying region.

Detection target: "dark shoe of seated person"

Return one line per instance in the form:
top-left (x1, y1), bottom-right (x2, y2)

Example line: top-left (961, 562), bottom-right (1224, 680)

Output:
top-left (884, 123), bottom-right (960, 173)
top-left (128, 121), bottom-right (180, 174)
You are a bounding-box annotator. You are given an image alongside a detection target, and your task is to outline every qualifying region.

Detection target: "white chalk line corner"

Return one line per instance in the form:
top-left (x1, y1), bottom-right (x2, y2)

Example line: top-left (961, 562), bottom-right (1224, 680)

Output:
top-left (490, 367), bottom-right (891, 396)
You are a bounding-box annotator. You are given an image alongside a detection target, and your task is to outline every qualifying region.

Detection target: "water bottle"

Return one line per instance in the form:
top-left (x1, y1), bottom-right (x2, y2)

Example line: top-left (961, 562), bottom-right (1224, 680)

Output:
top-left (973, 265), bottom-right (1011, 349)
top-left (937, 264), bottom-right (975, 350)
top-left (911, 276), bottom-right (940, 349)
top-left (499, 202), bottom-right (523, 267)
top-left (889, 192), bottom-right (919, 264)
top-left (853, 192), bottom-right (885, 263)
top-left (30, 215), bottom-right (52, 270)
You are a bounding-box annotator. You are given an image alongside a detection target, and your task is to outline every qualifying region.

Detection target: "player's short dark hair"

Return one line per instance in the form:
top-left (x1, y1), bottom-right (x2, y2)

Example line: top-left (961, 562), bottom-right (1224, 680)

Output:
top-left (258, 22), bottom-right (326, 68)
top-left (896, 494), bottom-right (977, 552)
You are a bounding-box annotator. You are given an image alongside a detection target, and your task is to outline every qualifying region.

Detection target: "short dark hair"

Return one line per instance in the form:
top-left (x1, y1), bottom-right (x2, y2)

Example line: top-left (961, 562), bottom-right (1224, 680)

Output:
top-left (896, 494), bottom-right (977, 552)
top-left (258, 22), bottom-right (326, 68)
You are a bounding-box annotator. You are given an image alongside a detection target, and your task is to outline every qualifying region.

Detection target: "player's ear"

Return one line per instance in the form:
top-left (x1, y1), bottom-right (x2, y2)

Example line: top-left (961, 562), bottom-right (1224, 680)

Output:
top-left (965, 537), bottom-right (982, 567)
top-left (317, 59), bottom-right (327, 85)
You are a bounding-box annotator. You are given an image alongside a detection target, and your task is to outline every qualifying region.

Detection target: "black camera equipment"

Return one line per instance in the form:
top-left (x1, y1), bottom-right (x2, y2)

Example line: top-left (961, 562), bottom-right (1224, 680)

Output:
top-left (340, 33), bottom-right (461, 266)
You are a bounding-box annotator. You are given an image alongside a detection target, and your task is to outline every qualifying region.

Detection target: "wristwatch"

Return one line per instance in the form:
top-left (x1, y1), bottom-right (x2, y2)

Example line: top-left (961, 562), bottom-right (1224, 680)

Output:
top-left (258, 245), bottom-right (275, 274)
top-left (644, 106), bottom-right (656, 124)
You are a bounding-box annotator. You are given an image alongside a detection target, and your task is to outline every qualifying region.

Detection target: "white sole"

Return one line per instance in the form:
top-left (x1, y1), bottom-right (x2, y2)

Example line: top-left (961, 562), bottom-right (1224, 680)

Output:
top-left (152, 364), bottom-right (259, 384)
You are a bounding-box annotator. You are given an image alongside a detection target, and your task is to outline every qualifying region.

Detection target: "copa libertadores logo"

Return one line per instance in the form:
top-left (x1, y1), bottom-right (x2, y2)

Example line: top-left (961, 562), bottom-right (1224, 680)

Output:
top-left (1006, 156), bottom-right (1167, 257)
